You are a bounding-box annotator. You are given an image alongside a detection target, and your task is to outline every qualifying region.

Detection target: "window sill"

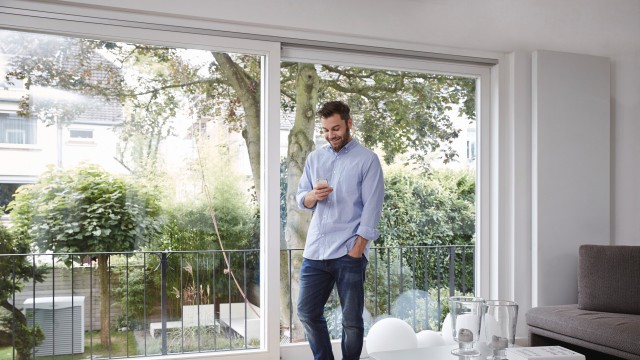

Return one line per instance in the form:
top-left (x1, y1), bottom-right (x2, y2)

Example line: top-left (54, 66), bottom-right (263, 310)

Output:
top-left (0, 144), bottom-right (42, 151)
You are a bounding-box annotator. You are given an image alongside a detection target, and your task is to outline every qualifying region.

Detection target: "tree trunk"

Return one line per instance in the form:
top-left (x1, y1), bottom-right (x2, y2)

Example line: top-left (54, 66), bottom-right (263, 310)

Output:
top-left (281, 63), bottom-right (320, 340)
top-left (212, 52), bottom-right (261, 199)
top-left (0, 298), bottom-right (27, 326)
top-left (212, 56), bottom-right (320, 340)
top-left (98, 254), bottom-right (111, 348)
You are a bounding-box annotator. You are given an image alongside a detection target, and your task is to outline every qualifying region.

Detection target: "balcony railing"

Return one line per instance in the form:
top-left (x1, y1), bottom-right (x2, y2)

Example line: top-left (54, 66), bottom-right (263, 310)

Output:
top-left (0, 245), bottom-right (474, 359)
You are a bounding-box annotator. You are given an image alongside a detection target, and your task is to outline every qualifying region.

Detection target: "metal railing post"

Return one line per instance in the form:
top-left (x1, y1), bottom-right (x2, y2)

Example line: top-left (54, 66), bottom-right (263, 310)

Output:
top-left (449, 246), bottom-right (455, 297)
top-left (161, 252), bottom-right (168, 355)
top-left (288, 249), bottom-right (293, 343)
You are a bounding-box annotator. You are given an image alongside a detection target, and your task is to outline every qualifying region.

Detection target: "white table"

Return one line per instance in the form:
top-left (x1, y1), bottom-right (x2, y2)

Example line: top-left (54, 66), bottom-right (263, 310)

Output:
top-left (368, 345), bottom-right (481, 360)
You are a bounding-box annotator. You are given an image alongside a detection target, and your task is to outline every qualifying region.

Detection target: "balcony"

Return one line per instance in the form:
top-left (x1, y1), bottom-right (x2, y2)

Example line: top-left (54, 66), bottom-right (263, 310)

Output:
top-left (0, 245), bottom-right (473, 359)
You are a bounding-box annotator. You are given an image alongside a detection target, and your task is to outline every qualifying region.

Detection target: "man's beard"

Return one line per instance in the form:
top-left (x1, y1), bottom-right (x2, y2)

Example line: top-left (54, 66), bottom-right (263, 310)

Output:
top-left (328, 128), bottom-right (351, 151)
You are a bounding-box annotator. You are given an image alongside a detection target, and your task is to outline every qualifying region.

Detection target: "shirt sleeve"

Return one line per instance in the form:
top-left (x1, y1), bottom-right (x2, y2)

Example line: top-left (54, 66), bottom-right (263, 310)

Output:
top-left (356, 154), bottom-right (385, 242)
top-left (296, 158), bottom-right (315, 211)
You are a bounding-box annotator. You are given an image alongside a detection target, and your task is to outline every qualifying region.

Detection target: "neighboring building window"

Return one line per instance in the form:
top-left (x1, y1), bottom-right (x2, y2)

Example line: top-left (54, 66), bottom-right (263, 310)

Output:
top-left (0, 113), bottom-right (36, 144)
top-left (0, 183), bottom-right (24, 213)
top-left (69, 129), bottom-right (94, 140)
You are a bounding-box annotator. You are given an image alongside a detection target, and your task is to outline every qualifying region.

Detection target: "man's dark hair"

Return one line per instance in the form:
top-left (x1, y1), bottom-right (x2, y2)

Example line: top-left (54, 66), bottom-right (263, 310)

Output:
top-left (317, 101), bottom-right (350, 121)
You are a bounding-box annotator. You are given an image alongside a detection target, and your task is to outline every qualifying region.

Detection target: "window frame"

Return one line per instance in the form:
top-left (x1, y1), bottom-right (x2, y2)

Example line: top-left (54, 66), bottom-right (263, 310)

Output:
top-left (0, 15), bottom-right (282, 360)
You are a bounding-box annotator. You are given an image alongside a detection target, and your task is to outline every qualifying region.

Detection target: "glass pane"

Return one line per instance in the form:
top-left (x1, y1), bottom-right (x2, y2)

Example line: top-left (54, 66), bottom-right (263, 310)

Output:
top-left (279, 62), bottom-right (477, 342)
top-left (0, 29), bottom-right (263, 357)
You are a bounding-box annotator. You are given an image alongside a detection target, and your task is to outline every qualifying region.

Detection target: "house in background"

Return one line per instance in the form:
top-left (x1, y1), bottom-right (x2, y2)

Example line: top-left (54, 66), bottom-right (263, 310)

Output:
top-left (0, 69), bottom-right (127, 217)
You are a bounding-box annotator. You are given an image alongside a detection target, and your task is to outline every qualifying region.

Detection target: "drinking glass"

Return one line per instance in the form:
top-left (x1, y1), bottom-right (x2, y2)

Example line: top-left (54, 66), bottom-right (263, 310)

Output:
top-left (449, 296), bottom-right (484, 357)
top-left (483, 300), bottom-right (518, 360)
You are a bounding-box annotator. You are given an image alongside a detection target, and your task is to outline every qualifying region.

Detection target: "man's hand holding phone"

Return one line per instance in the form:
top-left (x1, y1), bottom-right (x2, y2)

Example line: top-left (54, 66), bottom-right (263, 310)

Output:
top-left (314, 178), bottom-right (333, 201)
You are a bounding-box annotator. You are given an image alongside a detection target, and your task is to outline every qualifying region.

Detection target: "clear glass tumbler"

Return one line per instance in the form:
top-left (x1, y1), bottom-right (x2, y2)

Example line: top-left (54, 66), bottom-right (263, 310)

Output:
top-left (483, 300), bottom-right (518, 360)
top-left (449, 296), bottom-right (485, 357)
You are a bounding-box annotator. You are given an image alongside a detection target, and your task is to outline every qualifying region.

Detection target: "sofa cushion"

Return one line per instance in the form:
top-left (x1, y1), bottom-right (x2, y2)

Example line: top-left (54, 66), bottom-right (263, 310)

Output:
top-left (578, 244), bottom-right (640, 314)
top-left (526, 304), bottom-right (640, 357)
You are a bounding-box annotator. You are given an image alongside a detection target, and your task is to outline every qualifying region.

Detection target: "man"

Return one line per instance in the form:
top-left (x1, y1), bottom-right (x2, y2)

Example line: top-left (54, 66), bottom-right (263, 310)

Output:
top-left (296, 100), bottom-right (385, 360)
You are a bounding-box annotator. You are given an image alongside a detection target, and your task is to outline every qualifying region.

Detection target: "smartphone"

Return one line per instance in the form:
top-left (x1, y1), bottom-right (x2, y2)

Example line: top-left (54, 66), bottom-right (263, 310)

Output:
top-left (316, 178), bottom-right (328, 186)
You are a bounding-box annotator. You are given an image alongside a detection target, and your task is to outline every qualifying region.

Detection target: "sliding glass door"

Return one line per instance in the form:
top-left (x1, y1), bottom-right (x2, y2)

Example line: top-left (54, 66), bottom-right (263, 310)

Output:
top-left (0, 17), bottom-right (280, 360)
top-left (278, 47), bottom-right (491, 342)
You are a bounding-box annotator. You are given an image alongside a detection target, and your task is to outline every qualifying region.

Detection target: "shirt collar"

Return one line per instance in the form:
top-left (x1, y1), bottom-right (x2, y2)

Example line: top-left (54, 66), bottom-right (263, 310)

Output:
top-left (325, 138), bottom-right (358, 154)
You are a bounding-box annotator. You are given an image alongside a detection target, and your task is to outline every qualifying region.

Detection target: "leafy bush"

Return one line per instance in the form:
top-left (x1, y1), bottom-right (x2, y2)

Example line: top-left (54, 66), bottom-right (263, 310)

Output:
top-left (0, 225), bottom-right (46, 360)
top-left (145, 200), bottom-right (258, 312)
top-left (7, 164), bottom-right (162, 259)
top-left (112, 264), bottom-right (151, 330)
top-left (377, 169), bottom-right (475, 293)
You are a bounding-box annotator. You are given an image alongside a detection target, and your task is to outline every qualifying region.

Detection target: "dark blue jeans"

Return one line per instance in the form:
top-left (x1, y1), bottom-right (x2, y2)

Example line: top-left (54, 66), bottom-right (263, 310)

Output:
top-left (297, 255), bottom-right (367, 360)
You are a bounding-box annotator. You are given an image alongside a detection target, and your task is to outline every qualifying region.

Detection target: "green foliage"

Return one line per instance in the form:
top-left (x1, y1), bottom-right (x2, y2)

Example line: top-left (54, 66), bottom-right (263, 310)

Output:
top-left (156, 201), bottom-right (256, 252)
top-left (0, 307), bottom-right (45, 360)
top-left (4, 32), bottom-right (475, 173)
top-left (7, 322), bottom-right (44, 360)
top-left (0, 225), bottom-right (46, 303)
top-left (7, 164), bottom-right (162, 263)
top-left (147, 200), bottom-right (259, 312)
top-left (2, 31), bottom-right (478, 337)
top-left (378, 169), bottom-right (475, 248)
top-left (142, 325), bottom-right (251, 353)
top-left (112, 264), bottom-right (151, 329)
top-left (279, 164), bottom-right (476, 307)
top-left (0, 225), bottom-right (47, 360)
top-left (376, 169), bottom-right (476, 294)
top-left (282, 63), bottom-right (476, 166)
top-left (141, 135), bottom-right (260, 313)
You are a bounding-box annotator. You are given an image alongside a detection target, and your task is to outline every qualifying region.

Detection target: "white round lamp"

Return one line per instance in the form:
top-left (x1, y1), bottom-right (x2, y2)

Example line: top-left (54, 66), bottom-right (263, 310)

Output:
top-left (416, 329), bottom-right (446, 347)
top-left (365, 318), bottom-right (418, 355)
top-left (441, 313), bottom-right (455, 343)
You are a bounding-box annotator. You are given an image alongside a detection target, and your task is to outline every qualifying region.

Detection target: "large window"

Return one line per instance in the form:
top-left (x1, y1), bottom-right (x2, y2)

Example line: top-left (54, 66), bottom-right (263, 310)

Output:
top-left (0, 25), bottom-right (279, 360)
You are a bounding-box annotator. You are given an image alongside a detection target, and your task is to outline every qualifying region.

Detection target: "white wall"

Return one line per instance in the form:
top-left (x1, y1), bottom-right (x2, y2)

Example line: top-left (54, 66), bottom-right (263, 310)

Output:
top-left (532, 50), bottom-right (610, 306)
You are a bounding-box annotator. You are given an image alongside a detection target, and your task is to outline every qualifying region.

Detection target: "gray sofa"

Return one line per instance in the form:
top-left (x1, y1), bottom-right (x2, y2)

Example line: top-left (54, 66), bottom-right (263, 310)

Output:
top-left (526, 245), bottom-right (640, 360)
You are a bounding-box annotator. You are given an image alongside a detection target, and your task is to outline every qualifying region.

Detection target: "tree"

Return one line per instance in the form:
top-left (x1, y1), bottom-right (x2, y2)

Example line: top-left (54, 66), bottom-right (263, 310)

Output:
top-left (2, 30), bottom-right (476, 339)
top-left (7, 165), bottom-right (162, 348)
top-left (0, 224), bottom-right (47, 360)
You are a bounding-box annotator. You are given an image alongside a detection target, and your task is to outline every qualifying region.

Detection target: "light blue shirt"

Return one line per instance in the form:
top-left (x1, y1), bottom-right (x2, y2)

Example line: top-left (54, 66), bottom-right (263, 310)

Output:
top-left (296, 139), bottom-right (385, 260)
